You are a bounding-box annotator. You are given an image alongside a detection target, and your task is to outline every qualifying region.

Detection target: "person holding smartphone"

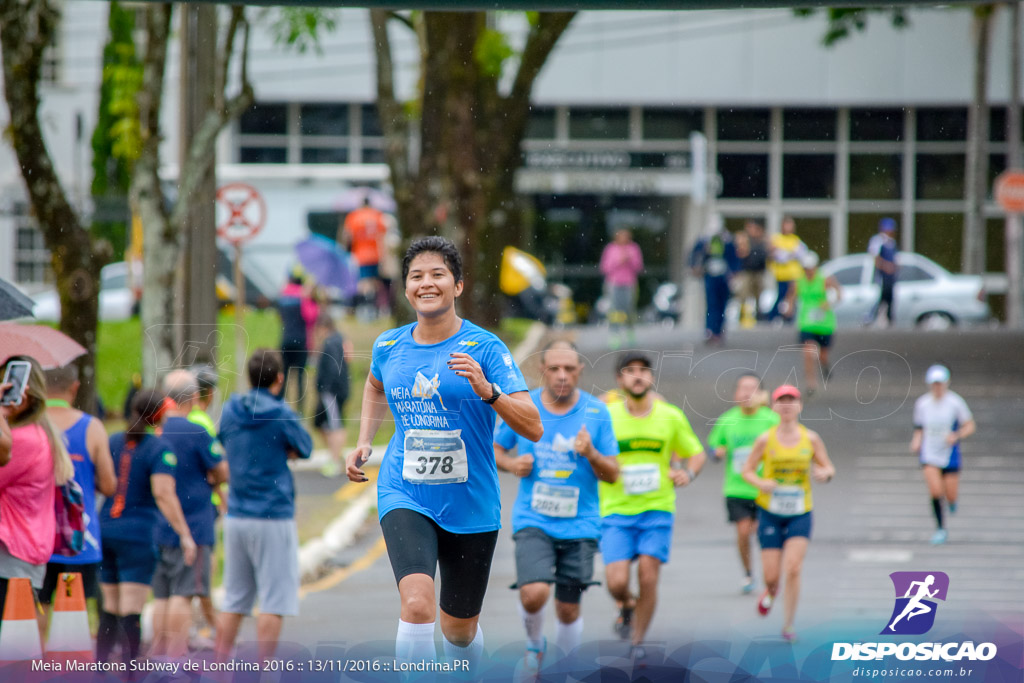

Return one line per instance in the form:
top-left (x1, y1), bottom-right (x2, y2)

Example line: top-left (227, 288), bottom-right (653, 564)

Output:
top-left (0, 356), bottom-right (75, 618)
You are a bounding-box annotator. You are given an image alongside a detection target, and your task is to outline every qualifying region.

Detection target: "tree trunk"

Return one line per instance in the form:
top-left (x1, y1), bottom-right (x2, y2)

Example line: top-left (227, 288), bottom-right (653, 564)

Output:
top-left (372, 11), bottom-right (575, 327)
top-left (0, 0), bottom-right (109, 414)
top-left (963, 5), bottom-right (994, 275)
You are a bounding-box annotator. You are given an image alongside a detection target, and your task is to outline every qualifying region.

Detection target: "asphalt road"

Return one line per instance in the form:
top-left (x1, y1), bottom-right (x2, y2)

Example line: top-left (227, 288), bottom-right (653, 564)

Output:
top-left (267, 325), bottom-right (1023, 677)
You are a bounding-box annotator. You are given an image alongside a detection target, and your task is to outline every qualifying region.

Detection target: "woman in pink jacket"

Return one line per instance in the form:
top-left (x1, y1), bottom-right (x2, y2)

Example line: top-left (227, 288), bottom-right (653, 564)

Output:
top-left (0, 356), bottom-right (74, 618)
top-left (600, 229), bottom-right (644, 349)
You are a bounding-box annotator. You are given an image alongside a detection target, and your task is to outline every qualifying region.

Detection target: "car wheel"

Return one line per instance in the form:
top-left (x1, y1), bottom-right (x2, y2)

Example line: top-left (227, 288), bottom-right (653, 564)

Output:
top-left (916, 311), bottom-right (955, 331)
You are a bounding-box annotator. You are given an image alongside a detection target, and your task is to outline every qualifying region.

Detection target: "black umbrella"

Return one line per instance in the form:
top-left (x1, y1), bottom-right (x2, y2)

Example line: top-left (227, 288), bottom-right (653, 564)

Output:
top-left (0, 276), bottom-right (36, 321)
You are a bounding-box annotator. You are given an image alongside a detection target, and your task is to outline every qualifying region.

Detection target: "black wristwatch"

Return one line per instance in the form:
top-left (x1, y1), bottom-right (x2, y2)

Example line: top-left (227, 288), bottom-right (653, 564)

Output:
top-left (483, 383), bottom-right (503, 405)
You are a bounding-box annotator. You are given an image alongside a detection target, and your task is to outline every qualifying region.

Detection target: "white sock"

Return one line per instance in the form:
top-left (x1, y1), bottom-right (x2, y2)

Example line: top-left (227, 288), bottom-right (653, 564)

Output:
top-left (396, 620), bottom-right (436, 664)
top-left (555, 617), bottom-right (583, 656)
top-left (518, 601), bottom-right (546, 649)
top-left (442, 625), bottom-right (484, 675)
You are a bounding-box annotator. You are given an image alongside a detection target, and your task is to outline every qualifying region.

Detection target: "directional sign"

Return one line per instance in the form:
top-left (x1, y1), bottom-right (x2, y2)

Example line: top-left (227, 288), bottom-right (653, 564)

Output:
top-left (216, 182), bottom-right (266, 244)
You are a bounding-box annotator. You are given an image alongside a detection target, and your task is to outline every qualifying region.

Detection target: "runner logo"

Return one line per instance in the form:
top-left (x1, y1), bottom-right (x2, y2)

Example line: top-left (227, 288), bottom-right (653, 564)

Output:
top-left (882, 571), bottom-right (949, 635)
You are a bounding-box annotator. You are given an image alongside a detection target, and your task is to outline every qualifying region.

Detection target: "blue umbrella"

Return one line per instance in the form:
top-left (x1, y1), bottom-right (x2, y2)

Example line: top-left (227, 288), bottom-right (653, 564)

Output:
top-left (295, 235), bottom-right (358, 298)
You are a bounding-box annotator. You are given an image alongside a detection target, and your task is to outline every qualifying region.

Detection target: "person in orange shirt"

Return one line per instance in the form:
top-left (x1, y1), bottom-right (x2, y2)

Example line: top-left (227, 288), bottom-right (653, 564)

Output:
top-left (339, 196), bottom-right (389, 317)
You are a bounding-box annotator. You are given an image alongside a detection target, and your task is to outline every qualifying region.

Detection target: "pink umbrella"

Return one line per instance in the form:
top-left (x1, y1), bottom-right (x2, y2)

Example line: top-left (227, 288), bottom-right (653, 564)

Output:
top-left (0, 323), bottom-right (87, 369)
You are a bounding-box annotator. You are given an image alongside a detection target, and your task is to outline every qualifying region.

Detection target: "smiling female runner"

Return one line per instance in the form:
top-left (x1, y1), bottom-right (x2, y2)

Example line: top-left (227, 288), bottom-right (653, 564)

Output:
top-left (346, 236), bottom-right (542, 673)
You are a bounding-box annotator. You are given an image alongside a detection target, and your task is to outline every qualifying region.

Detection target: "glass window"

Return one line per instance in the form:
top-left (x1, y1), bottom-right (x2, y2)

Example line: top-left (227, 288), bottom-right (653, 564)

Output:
top-left (783, 154), bottom-right (835, 199)
top-left (832, 266), bottom-right (864, 286)
top-left (361, 104), bottom-right (382, 137)
top-left (717, 108), bottom-right (770, 141)
top-left (239, 147), bottom-right (287, 164)
top-left (526, 107), bottom-right (556, 139)
top-left (989, 154), bottom-right (1006, 198)
top-left (299, 104), bottom-right (349, 136)
top-left (301, 147), bottom-right (349, 164)
top-left (990, 107), bottom-right (1006, 142)
top-left (850, 108), bottom-right (904, 141)
top-left (783, 108), bottom-right (835, 141)
top-left (642, 108), bottom-right (702, 140)
top-left (791, 216), bottom-right (831, 259)
top-left (848, 213), bottom-right (898, 254)
top-left (239, 103), bottom-right (288, 135)
top-left (361, 147), bottom-right (388, 164)
top-left (897, 264), bottom-right (934, 282)
top-left (717, 154), bottom-right (768, 198)
top-left (917, 108), bottom-right (967, 141)
top-left (102, 271), bottom-right (127, 290)
top-left (568, 107), bottom-right (629, 140)
top-left (914, 213), bottom-right (963, 273)
top-left (849, 154), bottom-right (902, 200)
top-left (986, 217), bottom-right (1006, 273)
top-left (916, 154), bottom-right (965, 200)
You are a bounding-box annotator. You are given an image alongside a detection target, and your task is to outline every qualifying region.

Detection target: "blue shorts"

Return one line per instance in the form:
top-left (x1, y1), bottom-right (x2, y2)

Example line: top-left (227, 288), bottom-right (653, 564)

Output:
top-left (599, 512), bottom-right (673, 564)
top-left (100, 538), bottom-right (157, 585)
top-left (756, 508), bottom-right (813, 550)
top-left (358, 264), bottom-right (380, 280)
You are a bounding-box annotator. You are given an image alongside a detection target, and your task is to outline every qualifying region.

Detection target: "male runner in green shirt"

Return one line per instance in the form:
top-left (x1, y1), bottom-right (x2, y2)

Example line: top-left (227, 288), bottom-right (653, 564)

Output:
top-left (708, 373), bottom-right (779, 593)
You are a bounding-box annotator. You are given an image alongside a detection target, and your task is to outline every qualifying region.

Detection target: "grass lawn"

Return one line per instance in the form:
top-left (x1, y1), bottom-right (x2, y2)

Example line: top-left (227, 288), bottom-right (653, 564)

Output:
top-left (97, 311), bottom-right (534, 450)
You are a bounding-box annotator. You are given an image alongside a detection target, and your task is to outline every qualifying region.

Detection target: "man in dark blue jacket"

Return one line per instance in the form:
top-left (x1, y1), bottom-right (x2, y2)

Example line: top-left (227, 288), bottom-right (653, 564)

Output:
top-left (214, 349), bottom-right (312, 662)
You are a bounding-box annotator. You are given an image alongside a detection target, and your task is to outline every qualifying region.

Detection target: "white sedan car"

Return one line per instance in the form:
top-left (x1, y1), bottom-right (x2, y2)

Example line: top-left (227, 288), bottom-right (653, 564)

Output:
top-left (819, 252), bottom-right (990, 329)
top-left (32, 261), bottom-right (139, 322)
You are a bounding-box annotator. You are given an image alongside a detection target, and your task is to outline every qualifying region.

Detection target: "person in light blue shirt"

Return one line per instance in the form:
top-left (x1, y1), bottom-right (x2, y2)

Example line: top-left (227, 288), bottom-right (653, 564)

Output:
top-left (346, 236), bottom-right (541, 675)
top-left (494, 340), bottom-right (618, 673)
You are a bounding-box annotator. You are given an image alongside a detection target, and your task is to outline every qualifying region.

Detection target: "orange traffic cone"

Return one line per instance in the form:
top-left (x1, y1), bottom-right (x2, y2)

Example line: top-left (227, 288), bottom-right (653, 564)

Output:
top-left (44, 573), bottom-right (92, 663)
top-left (0, 577), bottom-right (43, 661)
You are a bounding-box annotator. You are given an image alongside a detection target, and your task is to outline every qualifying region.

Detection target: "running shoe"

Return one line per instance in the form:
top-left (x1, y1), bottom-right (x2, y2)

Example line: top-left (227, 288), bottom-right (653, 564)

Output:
top-left (757, 590), bottom-right (774, 616)
top-left (741, 576), bottom-right (755, 594)
top-left (781, 627), bottom-right (798, 643)
top-left (522, 638), bottom-right (545, 678)
top-left (613, 606), bottom-right (634, 640)
top-left (930, 529), bottom-right (948, 545)
top-left (320, 459), bottom-right (342, 478)
top-left (629, 645), bottom-right (647, 669)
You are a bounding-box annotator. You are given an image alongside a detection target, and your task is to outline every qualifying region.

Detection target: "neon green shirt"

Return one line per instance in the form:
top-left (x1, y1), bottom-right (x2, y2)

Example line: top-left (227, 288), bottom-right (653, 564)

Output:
top-left (187, 407), bottom-right (217, 438)
top-left (600, 400), bottom-right (704, 517)
top-left (707, 406), bottom-right (780, 499)
top-left (797, 271), bottom-right (836, 335)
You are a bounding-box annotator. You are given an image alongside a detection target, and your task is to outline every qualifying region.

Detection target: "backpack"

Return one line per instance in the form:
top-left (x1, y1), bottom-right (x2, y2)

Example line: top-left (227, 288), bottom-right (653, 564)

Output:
top-left (53, 478), bottom-right (86, 557)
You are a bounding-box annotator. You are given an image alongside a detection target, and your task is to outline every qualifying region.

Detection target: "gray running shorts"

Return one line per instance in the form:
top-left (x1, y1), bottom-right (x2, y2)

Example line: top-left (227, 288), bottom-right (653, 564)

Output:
top-left (221, 517), bottom-right (300, 617)
top-left (152, 545), bottom-right (212, 599)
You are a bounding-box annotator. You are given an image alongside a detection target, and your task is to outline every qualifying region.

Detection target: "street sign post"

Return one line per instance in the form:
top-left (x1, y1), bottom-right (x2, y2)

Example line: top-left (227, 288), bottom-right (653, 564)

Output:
top-left (216, 182), bottom-right (266, 381)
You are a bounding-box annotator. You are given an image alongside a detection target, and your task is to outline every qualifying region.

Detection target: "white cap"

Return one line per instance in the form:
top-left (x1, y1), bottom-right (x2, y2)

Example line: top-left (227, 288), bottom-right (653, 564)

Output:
top-left (801, 251), bottom-right (820, 269)
top-left (925, 364), bottom-right (950, 384)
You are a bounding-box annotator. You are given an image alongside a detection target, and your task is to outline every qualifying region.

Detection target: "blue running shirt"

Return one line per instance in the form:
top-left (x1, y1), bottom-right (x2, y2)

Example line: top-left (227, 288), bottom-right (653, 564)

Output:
top-left (495, 389), bottom-right (618, 540)
top-left (371, 320), bottom-right (528, 533)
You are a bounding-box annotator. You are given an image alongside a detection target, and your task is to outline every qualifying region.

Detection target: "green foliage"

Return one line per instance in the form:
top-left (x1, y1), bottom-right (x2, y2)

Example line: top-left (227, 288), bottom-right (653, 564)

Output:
top-left (475, 27), bottom-right (515, 79)
top-left (268, 7), bottom-right (338, 55)
top-left (90, 1), bottom-right (139, 261)
top-left (795, 7), bottom-right (909, 47)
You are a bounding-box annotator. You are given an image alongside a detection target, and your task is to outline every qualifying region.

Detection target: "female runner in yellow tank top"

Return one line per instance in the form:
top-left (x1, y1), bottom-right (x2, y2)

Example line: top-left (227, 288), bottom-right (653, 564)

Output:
top-left (741, 384), bottom-right (835, 642)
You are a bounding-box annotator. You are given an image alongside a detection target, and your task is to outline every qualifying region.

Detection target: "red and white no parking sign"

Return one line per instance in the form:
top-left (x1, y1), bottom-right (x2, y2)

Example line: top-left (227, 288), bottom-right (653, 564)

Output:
top-left (216, 182), bottom-right (266, 244)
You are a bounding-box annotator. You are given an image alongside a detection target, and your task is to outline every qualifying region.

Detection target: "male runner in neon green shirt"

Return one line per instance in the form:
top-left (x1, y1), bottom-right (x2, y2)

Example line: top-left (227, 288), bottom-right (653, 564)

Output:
top-left (708, 373), bottom-right (779, 594)
top-left (600, 351), bottom-right (706, 660)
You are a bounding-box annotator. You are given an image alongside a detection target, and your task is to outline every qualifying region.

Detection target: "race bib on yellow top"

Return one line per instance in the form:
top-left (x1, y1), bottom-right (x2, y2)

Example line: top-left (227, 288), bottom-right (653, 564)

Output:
top-left (622, 463), bottom-right (660, 495)
top-left (732, 446), bottom-right (752, 475)
top-left (402, 429), bottom-right (468, 484)
top-left (768, 485), bottom-right (806, 516)
top-left (530, 482), bottom-right (580, 518)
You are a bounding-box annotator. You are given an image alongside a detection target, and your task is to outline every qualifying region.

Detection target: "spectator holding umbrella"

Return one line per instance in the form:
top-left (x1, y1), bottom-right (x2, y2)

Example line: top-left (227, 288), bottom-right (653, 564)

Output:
top-left (277, 267), bottom-right (319, 415)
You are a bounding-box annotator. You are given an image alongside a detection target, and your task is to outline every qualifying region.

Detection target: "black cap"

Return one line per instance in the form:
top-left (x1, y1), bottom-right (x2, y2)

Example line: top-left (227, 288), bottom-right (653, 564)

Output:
top-left (617, 351), bottom-right (653, 373)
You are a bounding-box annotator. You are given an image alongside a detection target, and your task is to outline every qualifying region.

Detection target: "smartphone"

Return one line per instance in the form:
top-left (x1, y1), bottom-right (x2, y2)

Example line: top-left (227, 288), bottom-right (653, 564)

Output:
top-left (0, 360), bottom-right (32, 406)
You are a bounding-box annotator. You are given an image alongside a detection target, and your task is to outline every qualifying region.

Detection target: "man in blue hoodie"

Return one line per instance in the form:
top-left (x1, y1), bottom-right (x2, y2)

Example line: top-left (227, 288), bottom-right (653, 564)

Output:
top-left (214, 349), bottom-right (313, 662)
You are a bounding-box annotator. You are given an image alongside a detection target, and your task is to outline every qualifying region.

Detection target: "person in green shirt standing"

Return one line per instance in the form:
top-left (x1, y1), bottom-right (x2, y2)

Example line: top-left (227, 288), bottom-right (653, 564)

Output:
top-left (600, 352), bottom-right (706, 662)
top-left (708, 373), bottom-right (779, 594)
top-left (785, 252), bottom-right (841, 395)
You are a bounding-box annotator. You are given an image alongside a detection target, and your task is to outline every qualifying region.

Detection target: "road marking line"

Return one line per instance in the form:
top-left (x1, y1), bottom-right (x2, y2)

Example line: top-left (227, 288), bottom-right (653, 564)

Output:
top-left (299, 536), bottom-right (388, 597)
